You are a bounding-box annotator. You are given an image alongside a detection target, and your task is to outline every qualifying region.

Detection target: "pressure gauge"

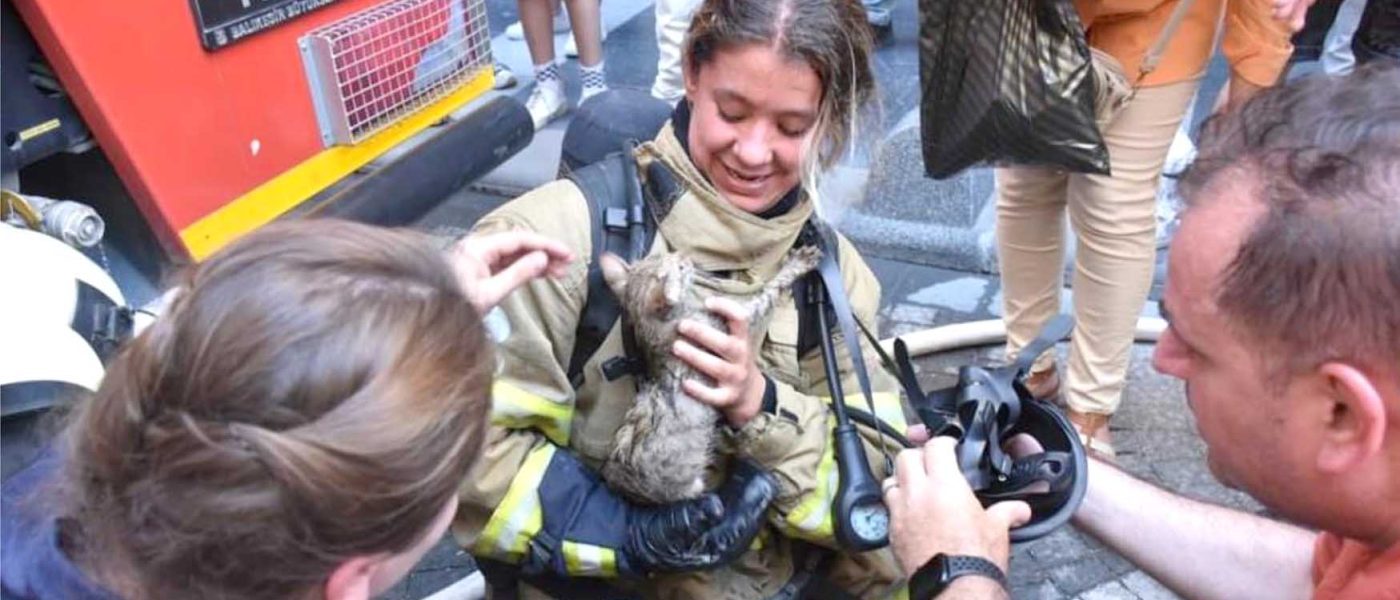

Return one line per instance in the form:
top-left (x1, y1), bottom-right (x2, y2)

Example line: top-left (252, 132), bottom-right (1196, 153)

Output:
top-left (832, 424), bottom-right (890, 550)
top-left (849, 500), bottom-right (890, 543)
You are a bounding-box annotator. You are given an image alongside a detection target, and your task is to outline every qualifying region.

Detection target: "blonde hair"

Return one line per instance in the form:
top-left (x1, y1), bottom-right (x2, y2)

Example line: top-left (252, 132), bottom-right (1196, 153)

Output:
top-left (62, 219), bottom-right (493, 599)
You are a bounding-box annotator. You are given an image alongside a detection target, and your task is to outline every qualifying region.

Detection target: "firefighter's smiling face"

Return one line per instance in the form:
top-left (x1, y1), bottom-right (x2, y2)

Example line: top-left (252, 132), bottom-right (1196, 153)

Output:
top-left (684, 43), bottom-right (821, 214)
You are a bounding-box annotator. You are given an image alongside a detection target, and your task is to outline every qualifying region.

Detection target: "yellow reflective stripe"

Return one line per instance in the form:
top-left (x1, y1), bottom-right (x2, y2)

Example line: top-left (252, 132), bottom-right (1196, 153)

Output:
top-left (491, 381), bottom-right (573, 445)
top-left (561, 541), bottom-right (618, 577)
top-left (472, 444), bottom-right (555, 561)
top-left (779, 391), bottom-right (902, 543)
top-left (781, 417), bottom-right (837, 541)
top-left (892, 584), bottom-right (910, 600)
top-left (749, 527), bottom-right (768, 552)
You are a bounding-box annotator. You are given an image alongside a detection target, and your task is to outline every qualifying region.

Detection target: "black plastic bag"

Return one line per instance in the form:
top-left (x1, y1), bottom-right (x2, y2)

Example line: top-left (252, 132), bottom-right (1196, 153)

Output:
top-left (919, 0), bottom-right (1108, 179)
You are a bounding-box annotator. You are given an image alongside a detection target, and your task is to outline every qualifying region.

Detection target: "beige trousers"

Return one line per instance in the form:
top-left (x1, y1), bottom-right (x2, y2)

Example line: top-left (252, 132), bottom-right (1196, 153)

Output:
top-left (995, 78), bottom-right (1199, 416)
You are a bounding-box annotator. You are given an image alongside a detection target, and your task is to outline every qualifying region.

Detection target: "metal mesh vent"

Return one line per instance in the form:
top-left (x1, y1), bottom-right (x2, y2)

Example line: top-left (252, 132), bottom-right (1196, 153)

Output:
top-left (299, 0), bottom-right (491, 146)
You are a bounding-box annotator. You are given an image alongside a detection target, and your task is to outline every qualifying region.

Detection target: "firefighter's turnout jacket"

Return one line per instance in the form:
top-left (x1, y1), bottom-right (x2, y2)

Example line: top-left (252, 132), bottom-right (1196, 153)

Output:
top-left (456, 117), bottom-right (910, 599)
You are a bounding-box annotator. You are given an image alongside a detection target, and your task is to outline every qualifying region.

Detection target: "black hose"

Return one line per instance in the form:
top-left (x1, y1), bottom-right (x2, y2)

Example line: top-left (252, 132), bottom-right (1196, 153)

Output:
top-left (844, 407), bottom-right (913, 449)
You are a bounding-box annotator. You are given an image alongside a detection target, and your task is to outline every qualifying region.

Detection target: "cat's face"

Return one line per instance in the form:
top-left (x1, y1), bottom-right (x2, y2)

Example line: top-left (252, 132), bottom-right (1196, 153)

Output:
top-left (600, 253), bottom-right (696, 323)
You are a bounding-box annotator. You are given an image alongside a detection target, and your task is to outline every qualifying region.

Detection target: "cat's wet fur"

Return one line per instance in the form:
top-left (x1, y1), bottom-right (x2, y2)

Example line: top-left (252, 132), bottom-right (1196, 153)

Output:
top-left (598, 246), bottom-right (821, 504)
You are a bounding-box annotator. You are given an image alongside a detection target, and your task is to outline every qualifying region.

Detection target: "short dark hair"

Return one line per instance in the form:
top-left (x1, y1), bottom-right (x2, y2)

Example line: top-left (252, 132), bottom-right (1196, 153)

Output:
top-left (1178, 63), bottom-right (1400, 376)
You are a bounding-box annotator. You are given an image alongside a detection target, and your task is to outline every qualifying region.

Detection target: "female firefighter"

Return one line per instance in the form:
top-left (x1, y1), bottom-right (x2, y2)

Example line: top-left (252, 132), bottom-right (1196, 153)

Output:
top-left (457, 0), bottom-right (912, 596)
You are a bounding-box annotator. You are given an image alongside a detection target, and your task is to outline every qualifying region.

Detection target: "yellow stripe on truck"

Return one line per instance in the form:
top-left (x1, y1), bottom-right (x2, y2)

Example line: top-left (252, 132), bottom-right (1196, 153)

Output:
top-left (178, 68), bottom-right (494, 260)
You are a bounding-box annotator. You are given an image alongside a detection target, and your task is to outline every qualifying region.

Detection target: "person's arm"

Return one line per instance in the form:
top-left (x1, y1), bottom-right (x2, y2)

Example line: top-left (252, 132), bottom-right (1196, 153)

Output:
top-left (447, 230), bottom-right (574, 314)
top-left (1221, 0), bottom-right (1296, 109)
top-left (453, 183), bottom-right (607, 572)
top-left (457, 185), bottom-right (773, 577)
top-left (1073, 458), bottom-right (1315, 599)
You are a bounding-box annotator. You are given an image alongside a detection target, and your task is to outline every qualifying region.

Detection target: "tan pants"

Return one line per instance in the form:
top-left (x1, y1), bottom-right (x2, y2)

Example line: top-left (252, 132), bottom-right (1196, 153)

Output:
top-left (995, 78), bottom-right (1199, 416)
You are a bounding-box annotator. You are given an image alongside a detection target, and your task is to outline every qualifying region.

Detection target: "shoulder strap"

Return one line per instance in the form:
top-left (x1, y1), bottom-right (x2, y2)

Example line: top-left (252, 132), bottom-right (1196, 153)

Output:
top-left (808, 221), bottom-right (893, 470)
top-left (1137, 0), bottom-right (1197, 82)
top-left (564, 146), bottom-right (657, 389)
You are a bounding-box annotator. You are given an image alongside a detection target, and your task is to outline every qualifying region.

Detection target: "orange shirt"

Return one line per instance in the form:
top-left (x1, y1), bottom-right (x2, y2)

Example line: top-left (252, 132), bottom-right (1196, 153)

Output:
top-left (1073, 0), bottom-right (1293, 88)
top-left (1312, 532), bottom-right (1400, 600)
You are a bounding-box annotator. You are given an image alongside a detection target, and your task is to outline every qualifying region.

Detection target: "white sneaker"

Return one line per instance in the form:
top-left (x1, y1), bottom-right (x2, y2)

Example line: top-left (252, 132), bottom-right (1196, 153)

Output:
top-left (505, 9), bottom-right (571, 40)
top-left (492, 63), bottom-right (517, 90)
top-left (564, 25), bottom-right (606, 58)
top-left (525, 82), bottom-right (568, 130)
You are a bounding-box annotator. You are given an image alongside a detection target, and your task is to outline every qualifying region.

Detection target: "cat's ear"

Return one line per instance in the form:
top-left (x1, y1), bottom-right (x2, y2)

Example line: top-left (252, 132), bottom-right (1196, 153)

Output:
top-left (662, 266), bottom-right (684, 306)
top-left (600, 253), bottom-right (631, 297)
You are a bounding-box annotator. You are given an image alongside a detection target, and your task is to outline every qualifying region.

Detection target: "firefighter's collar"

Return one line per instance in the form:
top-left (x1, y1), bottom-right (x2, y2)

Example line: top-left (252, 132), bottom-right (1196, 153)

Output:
top-left (638, 123), bottom-right (812, 284)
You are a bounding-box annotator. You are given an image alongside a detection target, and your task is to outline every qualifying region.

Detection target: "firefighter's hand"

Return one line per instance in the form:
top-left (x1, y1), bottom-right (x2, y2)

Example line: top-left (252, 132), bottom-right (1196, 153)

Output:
top-left (673, 296), bottom-right (766, 428)
top-left (450, 232), bottom-right (574, 313)
top-left (626, 460), bottom-right (776, 573)
top-left (884, 437), bottom-right (1031, 576)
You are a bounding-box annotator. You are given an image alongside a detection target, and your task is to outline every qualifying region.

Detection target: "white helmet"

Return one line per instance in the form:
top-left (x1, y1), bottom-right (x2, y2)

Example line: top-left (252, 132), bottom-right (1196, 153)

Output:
top-left (0, 223), bottom-right (129, 415)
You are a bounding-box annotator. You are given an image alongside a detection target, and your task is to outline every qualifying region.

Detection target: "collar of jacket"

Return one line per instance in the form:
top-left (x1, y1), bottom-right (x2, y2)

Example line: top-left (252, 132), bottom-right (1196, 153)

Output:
top-left (636, 122), bottom-right (813, 289)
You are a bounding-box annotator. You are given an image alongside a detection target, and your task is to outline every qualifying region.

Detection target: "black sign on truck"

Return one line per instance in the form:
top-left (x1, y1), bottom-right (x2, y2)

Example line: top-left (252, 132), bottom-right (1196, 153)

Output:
top-left (189, 0), bottom-right (344, 51)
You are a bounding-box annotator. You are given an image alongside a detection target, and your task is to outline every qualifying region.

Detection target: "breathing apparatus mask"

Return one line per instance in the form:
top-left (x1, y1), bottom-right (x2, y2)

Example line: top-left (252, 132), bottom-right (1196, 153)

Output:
top-left (804, 221), bottom-right (1086, 548)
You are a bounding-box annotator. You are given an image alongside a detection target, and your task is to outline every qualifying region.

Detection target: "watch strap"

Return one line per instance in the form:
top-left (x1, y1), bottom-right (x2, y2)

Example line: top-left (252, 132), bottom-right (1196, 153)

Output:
top-left (908, 553), bottom-right (1007, 599)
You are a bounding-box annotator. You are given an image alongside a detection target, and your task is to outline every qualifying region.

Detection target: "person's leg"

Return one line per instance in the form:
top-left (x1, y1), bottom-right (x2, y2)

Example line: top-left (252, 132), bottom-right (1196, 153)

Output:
top-left (521, 0), bottom-right (567, 128)
top-left (652, 0), bottom-right (702, 103)
top-left (564, 0), bottom-right (605, 58)
top-left (863, 0), bottom-right (894, 43)
top-left (519, 0), bottom-right (558, 67)
top-left (507, 0), bottom-right (568, 40)
top-left (1061, 78), bottom-right (1200, 437)
top-left (563, 0), bottom-right (607, 102)
top-left (862, 0), bottom-right (893, 26)
top-left (996, 165), bottom-right (1071, 389)
top-left (1322, 0), bottom-right (1367, 74)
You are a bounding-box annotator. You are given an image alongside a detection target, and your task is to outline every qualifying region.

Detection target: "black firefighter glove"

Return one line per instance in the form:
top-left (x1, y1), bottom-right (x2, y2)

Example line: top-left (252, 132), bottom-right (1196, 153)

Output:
top-left (523, 449), bottom-right (777, 578)
top-left (625, 458), bottom-right (778, 573)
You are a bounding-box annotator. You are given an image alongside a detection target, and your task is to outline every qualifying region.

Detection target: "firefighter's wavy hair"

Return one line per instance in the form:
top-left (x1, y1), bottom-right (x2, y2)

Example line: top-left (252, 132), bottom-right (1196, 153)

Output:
top-left (61, 220), bottom-right (493, 599)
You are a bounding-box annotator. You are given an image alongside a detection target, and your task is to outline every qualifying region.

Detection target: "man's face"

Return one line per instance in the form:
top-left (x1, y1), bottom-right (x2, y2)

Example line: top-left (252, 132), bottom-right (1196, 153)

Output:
top-left (1152, 183), bottom-right (1316, 510)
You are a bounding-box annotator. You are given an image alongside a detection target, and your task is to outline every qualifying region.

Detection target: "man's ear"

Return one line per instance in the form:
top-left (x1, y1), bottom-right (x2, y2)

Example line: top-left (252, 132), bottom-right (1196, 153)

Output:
top-left (1314, 362), bottom-right (1389, 474)
top-left (599, 253), bottom-right (631, 298)
top-left (324, 556), bottom-right (378, 600)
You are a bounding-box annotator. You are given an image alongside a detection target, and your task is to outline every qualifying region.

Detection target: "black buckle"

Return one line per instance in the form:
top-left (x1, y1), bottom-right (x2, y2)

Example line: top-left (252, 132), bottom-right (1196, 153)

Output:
top-left (601, 355), bottom-right (644, 381)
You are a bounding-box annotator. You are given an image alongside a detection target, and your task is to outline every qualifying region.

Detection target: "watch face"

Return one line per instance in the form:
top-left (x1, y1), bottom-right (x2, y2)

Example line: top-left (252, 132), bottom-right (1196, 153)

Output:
top-left (850, 503), bottom-right (889, 541)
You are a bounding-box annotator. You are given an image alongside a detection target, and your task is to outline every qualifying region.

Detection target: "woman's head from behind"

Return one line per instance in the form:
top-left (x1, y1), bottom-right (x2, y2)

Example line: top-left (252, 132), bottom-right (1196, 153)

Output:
top-left (65, 219), bottom-right (493, 599)
top-left (683, 0), bottom-right (876, 213)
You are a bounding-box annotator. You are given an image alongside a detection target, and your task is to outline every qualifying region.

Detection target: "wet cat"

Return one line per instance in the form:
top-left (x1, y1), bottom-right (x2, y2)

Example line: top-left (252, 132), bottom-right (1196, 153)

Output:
top-left (598, 246), bottom-right (822, 504)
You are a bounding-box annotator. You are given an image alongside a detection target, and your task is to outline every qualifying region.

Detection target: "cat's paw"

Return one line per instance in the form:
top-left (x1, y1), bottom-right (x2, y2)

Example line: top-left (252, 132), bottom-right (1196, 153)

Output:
top-left (788, 245), bottom-right (822, 273)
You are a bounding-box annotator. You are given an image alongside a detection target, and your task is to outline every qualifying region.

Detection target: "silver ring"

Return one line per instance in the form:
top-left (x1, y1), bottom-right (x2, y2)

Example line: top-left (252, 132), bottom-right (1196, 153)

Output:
top-left (881, 478), bottom-right (898, 494)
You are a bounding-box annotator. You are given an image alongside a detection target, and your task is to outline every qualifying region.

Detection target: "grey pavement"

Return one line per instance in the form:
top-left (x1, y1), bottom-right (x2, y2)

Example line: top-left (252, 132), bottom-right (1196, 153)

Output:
top-left (388, 1), bottom-right (1283, 598)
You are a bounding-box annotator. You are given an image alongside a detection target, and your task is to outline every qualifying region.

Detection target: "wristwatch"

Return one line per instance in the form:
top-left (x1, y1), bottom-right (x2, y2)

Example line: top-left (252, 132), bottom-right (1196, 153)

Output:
top-left (908, 553), bottom-right (1008, 599)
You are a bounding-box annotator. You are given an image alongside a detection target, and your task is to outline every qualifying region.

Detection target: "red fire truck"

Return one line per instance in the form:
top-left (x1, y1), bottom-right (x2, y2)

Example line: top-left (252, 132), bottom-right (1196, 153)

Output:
top-left (1, 0), bottom-right (529, 467)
